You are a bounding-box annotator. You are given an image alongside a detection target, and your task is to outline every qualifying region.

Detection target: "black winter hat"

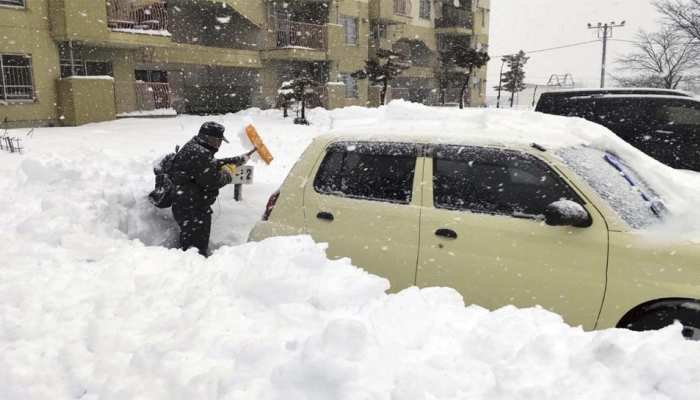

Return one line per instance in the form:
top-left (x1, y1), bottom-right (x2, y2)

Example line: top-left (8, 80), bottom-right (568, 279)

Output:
top-left (198, 121), bottom-right (229, 143)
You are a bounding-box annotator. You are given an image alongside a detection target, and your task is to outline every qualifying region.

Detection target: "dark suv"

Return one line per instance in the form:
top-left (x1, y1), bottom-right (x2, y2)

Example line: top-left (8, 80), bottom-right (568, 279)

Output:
top-left (536, 89), bottom-right (700, 171)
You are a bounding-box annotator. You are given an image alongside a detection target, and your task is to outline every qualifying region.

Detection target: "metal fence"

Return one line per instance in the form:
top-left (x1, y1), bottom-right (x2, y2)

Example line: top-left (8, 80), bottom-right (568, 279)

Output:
top-left (0, 136), bottom-right (23, 154)
top-left (272, 18), bottom-right (327, 50)
top-left (0, 61), bottom-right (34, 101)
top-left (135, 82), bottom-right (172, 110)
top-left (106, 0), bottom-right (169, 31)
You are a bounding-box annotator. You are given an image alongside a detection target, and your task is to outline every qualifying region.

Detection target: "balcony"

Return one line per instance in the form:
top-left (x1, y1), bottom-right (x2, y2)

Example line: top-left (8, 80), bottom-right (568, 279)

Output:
top-left (436, 4), bottom-right (473, 32)
top-left (263, 17), bottom-right (328, 61)
top-left (106, 0), bottom-right (169, 34)
top-left (272, 18), bottom-right (327, 51)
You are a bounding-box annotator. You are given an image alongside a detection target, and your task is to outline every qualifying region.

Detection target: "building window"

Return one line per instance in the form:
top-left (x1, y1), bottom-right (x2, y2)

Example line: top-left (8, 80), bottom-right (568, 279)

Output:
top-left (393, 0), bottom-right (410, 16)
top-left (370, 21), bottom-right (387, 41)
top-left (60, 59), bottom-right (113, 78)
top-left (340, 16), bottom-right (358, 45)
top-left (0, 54), bottom-right (34, 102)
top-left (135, 70), bottom-right (168, 83)
top-left (340, 74), bottom-right (358, 98)
top-left (419, 0), bottom-right (431, 19)
top-left (0, 0), bottom-right (25, 7)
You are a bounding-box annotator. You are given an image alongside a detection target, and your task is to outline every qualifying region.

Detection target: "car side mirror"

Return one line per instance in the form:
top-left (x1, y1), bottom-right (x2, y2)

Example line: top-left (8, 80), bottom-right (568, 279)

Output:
top-left (544, 200), bottom-right (592, 228)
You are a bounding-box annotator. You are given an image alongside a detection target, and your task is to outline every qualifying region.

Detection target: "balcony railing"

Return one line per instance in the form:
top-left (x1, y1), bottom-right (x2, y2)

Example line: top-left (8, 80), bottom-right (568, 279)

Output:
top-left (436, 4), bottom-right (473, 30)
top-left (106, 0), bottom-right (169, 32)
top-left (272, 18), bottom-right (327, 51)
top-left (135, 82), bottom-right (172, 110)
top-left (393, 0), bottom-right (412, 16)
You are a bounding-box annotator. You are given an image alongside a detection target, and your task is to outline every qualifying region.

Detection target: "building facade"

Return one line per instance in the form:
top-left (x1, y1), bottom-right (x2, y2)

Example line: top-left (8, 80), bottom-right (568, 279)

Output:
top-left (0, 0), bottom-right (489, 127)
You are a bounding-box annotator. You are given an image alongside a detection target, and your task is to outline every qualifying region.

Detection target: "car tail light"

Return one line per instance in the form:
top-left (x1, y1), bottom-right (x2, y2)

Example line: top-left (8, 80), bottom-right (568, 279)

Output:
top-left (262, 190), bottom-right (280, 221)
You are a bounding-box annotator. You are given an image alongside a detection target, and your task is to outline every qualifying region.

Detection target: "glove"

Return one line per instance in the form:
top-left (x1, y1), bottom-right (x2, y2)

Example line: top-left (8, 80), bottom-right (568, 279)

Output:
top-left (221, 164), bottom-right (237, 178)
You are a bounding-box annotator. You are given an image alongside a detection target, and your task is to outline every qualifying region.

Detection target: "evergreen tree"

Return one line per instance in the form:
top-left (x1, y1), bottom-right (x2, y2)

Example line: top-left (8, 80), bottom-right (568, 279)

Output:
top-left (498, 50), bottom-right (529, 108)
top-left (353, 49), bottom-right (411, 105)
top-left (441, 46), bottom-right (490, 109)
top-left (279, 77), bottom-right (320, 125)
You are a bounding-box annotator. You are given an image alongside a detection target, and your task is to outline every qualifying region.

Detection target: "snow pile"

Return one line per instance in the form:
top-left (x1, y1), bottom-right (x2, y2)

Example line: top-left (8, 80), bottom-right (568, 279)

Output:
top-left (1, 102), bottom-right (700, 398)
top-left (1, 235), bottom-right (699, 400)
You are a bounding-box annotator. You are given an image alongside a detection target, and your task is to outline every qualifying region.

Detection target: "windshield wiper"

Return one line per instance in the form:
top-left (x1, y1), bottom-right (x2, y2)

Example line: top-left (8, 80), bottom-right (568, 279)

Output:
top-left (604, 153), bottom-right (665, 217)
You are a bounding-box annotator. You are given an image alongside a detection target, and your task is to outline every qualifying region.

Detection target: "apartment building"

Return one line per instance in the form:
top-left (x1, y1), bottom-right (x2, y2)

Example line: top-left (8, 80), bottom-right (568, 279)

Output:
top-left (0, 0), bottom-right (487, 127)
top-left (371, 0), bottom-right (490, 106)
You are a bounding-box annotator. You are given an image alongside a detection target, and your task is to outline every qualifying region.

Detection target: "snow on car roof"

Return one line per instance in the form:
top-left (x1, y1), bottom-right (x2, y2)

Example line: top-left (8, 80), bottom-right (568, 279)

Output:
top-left (322, 100), bottom-right (615, 150)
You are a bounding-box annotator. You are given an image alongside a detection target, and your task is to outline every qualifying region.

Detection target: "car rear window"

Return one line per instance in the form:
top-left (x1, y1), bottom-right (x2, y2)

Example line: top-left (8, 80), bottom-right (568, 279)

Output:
top-left (314, 142), bottom-right (417, 204)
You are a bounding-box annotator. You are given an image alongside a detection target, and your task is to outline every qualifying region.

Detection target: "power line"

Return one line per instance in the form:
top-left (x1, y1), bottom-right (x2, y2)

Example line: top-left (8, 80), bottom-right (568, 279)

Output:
top-left (495, 40), bottom-right (600, 58)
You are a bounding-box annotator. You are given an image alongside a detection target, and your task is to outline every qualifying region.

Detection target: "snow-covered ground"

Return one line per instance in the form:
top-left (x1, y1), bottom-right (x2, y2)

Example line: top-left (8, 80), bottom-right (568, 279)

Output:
top-left (2, 102), bottom-right (700, 399)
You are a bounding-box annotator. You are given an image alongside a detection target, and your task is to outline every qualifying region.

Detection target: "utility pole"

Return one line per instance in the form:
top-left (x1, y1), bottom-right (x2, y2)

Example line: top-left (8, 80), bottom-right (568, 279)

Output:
top-left (587, 21), bottom-right (626, 88)
top-left (496, 57), bottom-right (506, 108)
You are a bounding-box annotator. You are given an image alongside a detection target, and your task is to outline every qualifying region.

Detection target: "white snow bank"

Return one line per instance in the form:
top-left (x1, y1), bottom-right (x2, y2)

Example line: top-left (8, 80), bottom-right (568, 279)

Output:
top-left (1, 235), bottom-right (699, 400)
top-left (1, 102), bottom-right (700, 399)
top-left (117, 108), bottom-right (177, 117)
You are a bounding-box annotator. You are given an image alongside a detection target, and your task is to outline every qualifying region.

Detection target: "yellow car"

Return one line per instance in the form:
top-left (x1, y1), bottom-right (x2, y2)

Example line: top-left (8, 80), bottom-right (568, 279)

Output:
top-left (249, 133), bottom-right (700, 339)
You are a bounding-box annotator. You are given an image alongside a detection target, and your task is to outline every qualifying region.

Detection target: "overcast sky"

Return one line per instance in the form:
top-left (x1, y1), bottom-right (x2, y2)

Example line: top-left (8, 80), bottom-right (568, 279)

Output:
top-left (487, 0), bottom-right (661, 93)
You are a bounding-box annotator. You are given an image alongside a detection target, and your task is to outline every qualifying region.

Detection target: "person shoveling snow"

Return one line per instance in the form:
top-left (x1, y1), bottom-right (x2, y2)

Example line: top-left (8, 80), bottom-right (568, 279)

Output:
top-left (168, 122), bottom-right (255, 257)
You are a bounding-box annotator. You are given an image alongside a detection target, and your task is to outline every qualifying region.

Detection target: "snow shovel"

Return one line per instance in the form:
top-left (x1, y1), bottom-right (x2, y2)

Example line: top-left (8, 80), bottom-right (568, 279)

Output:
top-left (245, 124), bottom-right (273, 165)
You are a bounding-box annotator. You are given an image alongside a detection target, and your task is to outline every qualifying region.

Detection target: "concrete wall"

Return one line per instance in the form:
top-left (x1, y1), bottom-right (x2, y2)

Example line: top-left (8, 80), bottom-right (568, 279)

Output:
top-left (49, 0), bottom-right (109, 42)
top-left (0, 0), bottom-right (61, 127)
top-left (327, 0), bottom-right (370, 107)
top-left (57, 77), bottom-right (116, 125)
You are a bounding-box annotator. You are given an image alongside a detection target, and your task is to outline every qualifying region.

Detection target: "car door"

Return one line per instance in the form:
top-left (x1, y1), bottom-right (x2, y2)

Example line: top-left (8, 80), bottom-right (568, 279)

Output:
top-left (416, 145), bottom-right (609, 329)
top-left (595, 98), bottom-right (654, 151)
top-left (304, 141), bottom-right (424, 292)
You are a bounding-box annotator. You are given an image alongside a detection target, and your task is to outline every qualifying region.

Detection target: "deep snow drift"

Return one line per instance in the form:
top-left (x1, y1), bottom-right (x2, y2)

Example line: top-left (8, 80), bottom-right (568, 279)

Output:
top-left (1, 102), bottom-right (700, 399)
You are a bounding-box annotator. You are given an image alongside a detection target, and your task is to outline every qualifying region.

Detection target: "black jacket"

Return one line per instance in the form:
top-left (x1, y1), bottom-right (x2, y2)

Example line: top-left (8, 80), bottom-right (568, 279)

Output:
top-left (170, 136), bottom-right (245, 210)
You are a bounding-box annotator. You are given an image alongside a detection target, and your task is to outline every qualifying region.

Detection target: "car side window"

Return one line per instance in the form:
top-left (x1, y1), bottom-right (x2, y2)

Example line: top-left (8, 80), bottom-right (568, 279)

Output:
top-left (432, 146), bottom-right (583, 217)
top-left (314, 142), bottom-right (417, 204)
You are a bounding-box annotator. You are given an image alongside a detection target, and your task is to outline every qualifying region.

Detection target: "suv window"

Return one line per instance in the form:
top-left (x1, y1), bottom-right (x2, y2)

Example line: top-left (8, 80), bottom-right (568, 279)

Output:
top-left (656, 102), bottom-right (700, 128)
top-left (432, 146), bottom-right (583, 217)
top-left (314, 142), bottom-right (417, 204)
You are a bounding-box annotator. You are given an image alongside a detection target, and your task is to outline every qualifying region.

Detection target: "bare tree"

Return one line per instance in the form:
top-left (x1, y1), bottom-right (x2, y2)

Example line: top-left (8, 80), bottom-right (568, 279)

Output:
top-left (656, 0), bottom-right (700, 41)
top-left (616, 27), bottom-right (699, 89)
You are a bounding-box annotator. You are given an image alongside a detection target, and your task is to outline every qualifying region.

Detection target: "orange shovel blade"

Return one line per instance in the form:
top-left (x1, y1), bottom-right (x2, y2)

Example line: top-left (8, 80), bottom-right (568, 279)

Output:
top-left (245, 124), bottom-right (273, 165)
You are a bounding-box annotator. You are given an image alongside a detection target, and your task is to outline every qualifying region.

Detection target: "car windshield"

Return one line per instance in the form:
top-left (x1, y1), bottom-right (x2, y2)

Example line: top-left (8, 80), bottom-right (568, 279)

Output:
top-left (557, 146), bottom-right (665, 229)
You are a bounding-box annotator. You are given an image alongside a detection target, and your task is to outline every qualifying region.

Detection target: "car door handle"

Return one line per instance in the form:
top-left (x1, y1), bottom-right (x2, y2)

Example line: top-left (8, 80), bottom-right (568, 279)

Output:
top-left (317, 212), bottom-right (334, 221)
top-left (435, 228), bottom-right (458, 239)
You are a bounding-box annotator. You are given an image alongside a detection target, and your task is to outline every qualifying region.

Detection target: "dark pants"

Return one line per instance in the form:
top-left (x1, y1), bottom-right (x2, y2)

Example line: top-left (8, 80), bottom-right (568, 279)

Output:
top-left (172, 204), bottom-right (212, 257)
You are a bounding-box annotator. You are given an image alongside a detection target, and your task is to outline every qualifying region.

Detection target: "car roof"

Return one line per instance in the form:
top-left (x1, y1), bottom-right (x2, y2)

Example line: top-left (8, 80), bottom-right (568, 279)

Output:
top-left (319, 103), bottom-right (618, 152)
top-left (564, 94), bottom-right (700, 103)
top-left (541, 87), bottom-right (692, 97)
